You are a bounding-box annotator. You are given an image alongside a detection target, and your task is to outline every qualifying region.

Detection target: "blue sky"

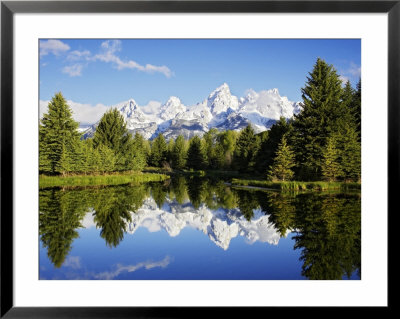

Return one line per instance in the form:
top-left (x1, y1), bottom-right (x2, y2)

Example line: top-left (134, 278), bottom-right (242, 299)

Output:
top-left (40, 39), bottom-right (360, 123)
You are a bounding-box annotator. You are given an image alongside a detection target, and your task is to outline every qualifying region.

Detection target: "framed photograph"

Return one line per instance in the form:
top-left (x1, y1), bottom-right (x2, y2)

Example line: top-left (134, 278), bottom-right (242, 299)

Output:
top-left (1, 0), bottom-right (395, 316)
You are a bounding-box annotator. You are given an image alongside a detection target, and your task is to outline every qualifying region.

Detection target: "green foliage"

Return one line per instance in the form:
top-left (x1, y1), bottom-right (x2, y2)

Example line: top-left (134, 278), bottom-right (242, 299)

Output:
top-left (336, 123), bottom-right (361, 182)
top-left (218, 130), bottom-right (238, 168)
top-left (256, 117), bottom-right (292, 173)
top-left (39, 172), bottom-right (169, 188)
top-left (39, 92), bottom-right (81, 175)
top-left (92, 108), bottom-right (132, 171)
top-left (171, 135), bottom-right (187, 169)
top-left (149, 134), bottom-right (168, 167)
top-left (124, 133), bottom-right (147, 171)
top-left (231, 178), bottom-right (360, 191)
top-left (267, 136), bottom-right (295, 181)
top-left (233, 124), bottom-right (260, 172)
top-left (352, 79), bottom-right (361, 140)
top-left (321, 135), bottom-right (343, 181)
top-left (186, 136), bottom-right (207, 170)
top-left (291, 58), bottom-right (344, 180)
top-left (203, 128), bottom-right (221, 169)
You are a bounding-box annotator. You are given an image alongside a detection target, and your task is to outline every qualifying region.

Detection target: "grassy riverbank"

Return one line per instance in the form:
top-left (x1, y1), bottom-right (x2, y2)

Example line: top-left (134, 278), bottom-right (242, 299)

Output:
top-left (39, 172), bottom-right (169, 188)
top-left (231, 178), bottom-right (361, 191)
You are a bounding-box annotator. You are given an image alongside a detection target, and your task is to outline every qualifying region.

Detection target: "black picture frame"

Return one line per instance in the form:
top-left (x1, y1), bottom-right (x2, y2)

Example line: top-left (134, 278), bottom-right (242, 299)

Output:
top-left (1, 0), bottom-right (395, 317)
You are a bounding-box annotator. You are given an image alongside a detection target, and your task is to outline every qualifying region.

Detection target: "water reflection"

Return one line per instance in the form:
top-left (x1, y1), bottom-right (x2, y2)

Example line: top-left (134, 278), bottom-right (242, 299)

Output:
top-left (39, 177), bottom-right (361, 279)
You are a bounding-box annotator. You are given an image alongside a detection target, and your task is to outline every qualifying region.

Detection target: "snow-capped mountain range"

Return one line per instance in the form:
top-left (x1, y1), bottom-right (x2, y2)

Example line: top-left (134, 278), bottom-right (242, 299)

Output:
top-left (82, 83), bottom-right (302, 140)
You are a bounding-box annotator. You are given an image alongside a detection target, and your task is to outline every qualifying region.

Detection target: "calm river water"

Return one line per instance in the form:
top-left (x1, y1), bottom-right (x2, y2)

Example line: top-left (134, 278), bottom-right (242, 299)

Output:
top-left (39, 176), bottom-right (361, 280)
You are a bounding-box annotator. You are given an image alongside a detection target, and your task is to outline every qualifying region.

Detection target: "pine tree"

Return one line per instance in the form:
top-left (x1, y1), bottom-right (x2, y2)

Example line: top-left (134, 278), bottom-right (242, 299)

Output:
top-left (233, 124), bottom-right (260, 172)
top-left (167, 138), bottom-right (175, 165)
top-left (92, 108), bottom-right (132, 171)
top-left (39, 92), bottom-right (80, 175)
top-left (203, 128), bottom-right (219, 169)
top-left (352, 79), bottom-right (361, 140)
top-left (171, 135), bottom-right (187, 169)
top-left (321, 135), bottom-right (343, 181)
top-left (186, 135), bottom-right (206, 170)
top-left (217, 130), bottom-right (238, 168)
top-left (88, 146), bottom-right (101, 174)
top-left (149, 133), bottom-right (167, 167)
top-left (126, 132), bottom-right (147, 171)
top-left (291, 58), bottom-right (345, 180)
top-left (97, 144), bottom-right (115, 173)
top-left (267, 136), bottom-right (295, 181)
top-left (337, 123), bottom-right (361, 182)
top-left (255, 117), bottom-right (291, 173)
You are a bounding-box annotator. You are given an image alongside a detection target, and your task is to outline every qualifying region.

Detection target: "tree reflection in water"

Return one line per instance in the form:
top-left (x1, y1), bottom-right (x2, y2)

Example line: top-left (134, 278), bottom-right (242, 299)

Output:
top-left (39, 177), bottom-right (360, 279)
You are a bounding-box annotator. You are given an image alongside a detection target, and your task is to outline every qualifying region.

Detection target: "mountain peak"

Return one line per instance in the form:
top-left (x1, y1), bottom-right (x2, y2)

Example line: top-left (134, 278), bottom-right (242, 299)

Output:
top-left (207, 83), bottom-right (238, 115)
top-left (165, 96), bottom-right (181, 105)
top-left (268, 88), bottom-right (280, 95)
top-left (81, 84), bottom-right (301, 141)
top-left (159, 96), bottom-right (186, 121)
top-left (210, 83), bottom-right (230, 97)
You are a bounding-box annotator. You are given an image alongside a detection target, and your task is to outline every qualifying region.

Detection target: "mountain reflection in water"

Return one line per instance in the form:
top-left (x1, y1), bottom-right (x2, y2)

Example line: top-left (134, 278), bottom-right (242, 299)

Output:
top-left (39, 176), bottom-right (361, 280)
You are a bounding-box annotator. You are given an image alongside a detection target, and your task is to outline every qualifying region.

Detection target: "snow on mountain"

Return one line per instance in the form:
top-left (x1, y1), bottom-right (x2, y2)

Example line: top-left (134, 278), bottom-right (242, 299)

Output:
top-left (159, 96), bottom-right (186, 121)
top-left (207, 82), bottom-right (239, 115)
top-left (239, 88), bottom-right (299, 126)
top-left (81, 83), bottom-right (301, 140)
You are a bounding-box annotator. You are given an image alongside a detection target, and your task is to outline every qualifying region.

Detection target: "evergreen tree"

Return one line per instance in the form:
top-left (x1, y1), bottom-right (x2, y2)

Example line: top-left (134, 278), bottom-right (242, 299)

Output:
top-left (352, 79), bottom-right (361, 140)
top-left (167, 138), bottom-right (175, 166)
top-left (203, 128), bottom-right (219, 169)
top-left (127, 132), bottom-right (147, 171)
top-left (217, 130), bottom-right (237, 168)
top-left (255, 117), bottom-right (291, 173)
top-left (291, 58), bottom-right (345, 180)
top-left (149, 133), bottom-right (167, 167)
top-left (267, 136), bottom-right (295, 181)
top-left (97, 144), bottom-right (116, 173)
top-left (336, 123), bottom-right (361, 182)
top-left (92, 108), bottom-right (132, 171)
top-left (88, 147), bottom-right (101, 173)
top-left (321, 135), bottom-right (343, 181)
top-left (342, 81), bottom-right (355, 109)
top-left (39, 92), bottom-right (80, 175)
top-left (171, 135), bottom-right (187, 169)
top-left (233, 124), bottom-right (260, 172)
top-left (186, 135), bottom-right (207, 170)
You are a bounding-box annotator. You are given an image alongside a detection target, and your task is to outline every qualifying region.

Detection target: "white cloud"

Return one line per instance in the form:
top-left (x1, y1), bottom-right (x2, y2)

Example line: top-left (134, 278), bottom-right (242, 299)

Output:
top-left (348, 62), bottom-right (361, 78)
top-left (40, 39), bottom-right (70, 57)
top-left (93, 40), bottom-right (173, 78)
top-left (63, 256), bottom-right (81, 269)
top-left (141, 100), bottom-right (162, 115)
top-left (67, 50), bottom-right (91, 61)
top-left (40, 99), bottom-right (109, 125)
top-left (57, 40), bottom-right (173, 78)
top-left (94, 256), bottom-right (172, 280)
top-left (100, 39), bottom-right (122, 52)
top-left (339, 75), bottom-right (350, 85)
top-left (338, 62), bottom-right (361, 85)
top-left (62, 64), bottom-right (84, 77)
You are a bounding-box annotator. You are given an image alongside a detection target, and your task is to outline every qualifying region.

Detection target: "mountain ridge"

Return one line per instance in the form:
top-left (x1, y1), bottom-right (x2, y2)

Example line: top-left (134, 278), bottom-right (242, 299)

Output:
top-left (79, 83), bottom-right (301, 140)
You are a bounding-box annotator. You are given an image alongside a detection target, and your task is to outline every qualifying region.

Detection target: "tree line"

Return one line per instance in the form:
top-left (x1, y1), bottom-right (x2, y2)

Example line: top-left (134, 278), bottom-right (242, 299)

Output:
top-left (39, 58), bottom-right (361, 182)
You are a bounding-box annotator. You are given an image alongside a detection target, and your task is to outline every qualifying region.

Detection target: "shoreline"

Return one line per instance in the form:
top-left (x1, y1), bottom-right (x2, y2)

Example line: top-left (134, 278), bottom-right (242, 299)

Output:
top-left (39, 172), bottom-right (169, 188)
